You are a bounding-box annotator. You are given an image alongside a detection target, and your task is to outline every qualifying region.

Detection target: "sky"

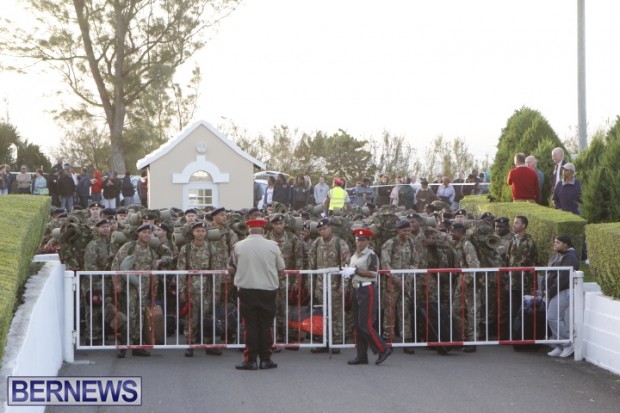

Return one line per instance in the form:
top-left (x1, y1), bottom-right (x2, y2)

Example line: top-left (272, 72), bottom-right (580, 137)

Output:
top-left (2, 0), bottom-right (620, 164)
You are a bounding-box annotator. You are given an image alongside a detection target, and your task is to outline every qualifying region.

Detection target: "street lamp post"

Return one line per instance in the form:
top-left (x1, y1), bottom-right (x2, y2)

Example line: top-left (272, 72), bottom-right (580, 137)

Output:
top-left (577, 0), bottom-right (587, 152)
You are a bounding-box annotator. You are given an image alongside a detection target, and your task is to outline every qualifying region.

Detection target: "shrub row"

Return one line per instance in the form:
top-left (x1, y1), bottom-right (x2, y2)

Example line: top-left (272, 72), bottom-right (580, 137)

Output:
top-left (0, 195), bottom-right (50, 361)
top-left (585, 223), bottom-right (620, 299)
top-left (460, 195), bottom-right (587, 268)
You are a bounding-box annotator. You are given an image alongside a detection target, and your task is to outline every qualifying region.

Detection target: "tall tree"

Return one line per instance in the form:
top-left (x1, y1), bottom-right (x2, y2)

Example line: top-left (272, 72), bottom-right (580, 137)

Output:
top-left (370, 131), bottom-right (415, 180)
top-left (51, 123), bottom-right (112, 170)
top-left (1, 0), bottom-right (239, 172)
top-left (0, 123), bottom-right (20, 166)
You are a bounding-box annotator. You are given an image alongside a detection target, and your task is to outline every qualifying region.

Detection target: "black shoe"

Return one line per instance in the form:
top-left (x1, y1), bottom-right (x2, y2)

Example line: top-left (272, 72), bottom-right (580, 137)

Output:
top-left (235, 361), bottom-right (258, 371)
top-left (259, 360), bottom-right (278, 370)
top-left (132, 349), bottom-right (151, 357)
top-left (463, 346), bottom-right (477, 353)
top-left (116, 349), bottom-right (126, 359)
top-left (347, 358), bottom-right (368, 365)
top-left (185, 349), bottom-right (194, 357)
top-left (375, 348), bottom-right (393, 365)
top-left (330, 348), bottom-right (341, 354)
top-left (403, 347), bottom-right (416, 355)
top-left (205, 348), bottom-right (223, 356)
top-left (311, 347), bottom-right (329, 354)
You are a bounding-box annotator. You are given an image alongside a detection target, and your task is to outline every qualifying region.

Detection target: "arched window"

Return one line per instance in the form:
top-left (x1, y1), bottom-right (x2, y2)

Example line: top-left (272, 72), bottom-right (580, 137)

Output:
top-left (186, 171), bottom-right (216, 208)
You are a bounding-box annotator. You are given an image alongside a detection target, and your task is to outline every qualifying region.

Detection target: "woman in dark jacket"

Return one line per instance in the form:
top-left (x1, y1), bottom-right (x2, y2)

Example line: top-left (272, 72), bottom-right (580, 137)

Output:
top-left (546, 234), bottom-right (579, 358)
top-left (272, 173), bottom-right (291, 207)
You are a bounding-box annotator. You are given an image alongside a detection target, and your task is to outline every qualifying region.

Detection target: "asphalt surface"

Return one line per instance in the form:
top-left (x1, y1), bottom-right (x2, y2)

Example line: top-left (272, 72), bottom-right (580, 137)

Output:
top-left (45, 345), bottom-right (620, 413)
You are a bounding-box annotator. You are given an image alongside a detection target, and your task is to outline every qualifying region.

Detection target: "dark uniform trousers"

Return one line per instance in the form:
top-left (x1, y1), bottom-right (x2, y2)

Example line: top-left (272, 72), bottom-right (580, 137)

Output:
top-left (352, 283), bottom-right (389, 358)
top-left (238, 288), bottom-right (277, 363)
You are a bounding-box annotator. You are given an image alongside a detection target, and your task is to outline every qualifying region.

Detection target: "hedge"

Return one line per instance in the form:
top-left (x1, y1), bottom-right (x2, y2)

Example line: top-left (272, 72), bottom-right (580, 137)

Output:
top-left (585, 223), bottom-right (620, 299)
top-left (0, 195), bottom-right (50, 361)
top-left (460, 195), bottom-right (587, 267)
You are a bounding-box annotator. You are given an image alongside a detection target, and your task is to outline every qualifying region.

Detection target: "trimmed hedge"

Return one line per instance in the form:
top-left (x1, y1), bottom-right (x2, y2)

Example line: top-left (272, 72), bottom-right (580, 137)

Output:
top-left (585, 223), bottom-right (620, 299)
top-left (0, 195), bottom-right (50, 361)
top-left (460, 195), bottom-right (587, 267)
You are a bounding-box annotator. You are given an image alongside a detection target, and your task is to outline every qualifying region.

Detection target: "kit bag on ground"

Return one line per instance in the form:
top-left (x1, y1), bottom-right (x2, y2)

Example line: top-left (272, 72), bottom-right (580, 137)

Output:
top-left (415, 302), bottom-right (461, 355)
top-left (144, 304), bottom-right (165, 345)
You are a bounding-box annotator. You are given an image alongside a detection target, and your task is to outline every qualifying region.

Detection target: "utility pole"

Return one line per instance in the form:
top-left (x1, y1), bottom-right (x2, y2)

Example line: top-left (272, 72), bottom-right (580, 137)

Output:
top-left (577, 0), bottom-right (587, 152)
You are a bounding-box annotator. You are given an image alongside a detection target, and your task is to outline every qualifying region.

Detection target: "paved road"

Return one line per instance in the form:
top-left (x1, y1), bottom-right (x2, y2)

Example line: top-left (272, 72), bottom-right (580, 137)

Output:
top-left (46, 345), bottom-right (620, 413)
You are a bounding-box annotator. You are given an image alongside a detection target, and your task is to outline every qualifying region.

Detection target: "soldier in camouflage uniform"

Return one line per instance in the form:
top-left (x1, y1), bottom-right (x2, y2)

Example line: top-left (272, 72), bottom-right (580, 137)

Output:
top-left (308, 218), bottom-right (350, 353)
top-left (408, 213), bottom-right (456, 308)
top-left (265, 214), bottom-right (304, 341)
top-left (381, 220), bottom-right (416, 353)
top-left (39, 209), bottom-right (67, 253)
top-left (209, 207), bottom-right (239, 301)
top-left (111, 224), bottom-right (172, 358)
top-left (449, 222), bottom-right (481, 352)
top-left (176, 221), bottom-right (222, 357)
top-left (503, 215), bottom-right (538, 339)
top-left (494, 216), bottom-right (514, 266)
top-left (82, 219), bottom-right (113, 343)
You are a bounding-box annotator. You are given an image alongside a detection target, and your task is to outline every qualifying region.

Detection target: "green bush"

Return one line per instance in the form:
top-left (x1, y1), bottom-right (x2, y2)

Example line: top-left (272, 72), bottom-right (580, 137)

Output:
top-left (460, 195), bottom-right (586, 266)
top-left (0, 195), bottom-right (50, 361)
top-left (585, 223), bottom-right (620, 299)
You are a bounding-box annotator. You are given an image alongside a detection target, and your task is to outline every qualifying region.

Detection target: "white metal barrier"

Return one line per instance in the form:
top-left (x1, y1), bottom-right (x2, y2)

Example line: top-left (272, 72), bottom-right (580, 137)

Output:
top-left (328, 266), bottom-right (578, 351)
top-left (74, 269), bottom-right (328, 351)
top-left (73, 266), bottom-right (579, 354)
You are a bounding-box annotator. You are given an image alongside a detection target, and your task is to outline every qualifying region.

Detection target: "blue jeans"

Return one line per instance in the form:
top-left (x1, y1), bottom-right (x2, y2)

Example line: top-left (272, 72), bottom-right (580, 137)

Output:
top-left (60, 196), bottom-right (74, 212)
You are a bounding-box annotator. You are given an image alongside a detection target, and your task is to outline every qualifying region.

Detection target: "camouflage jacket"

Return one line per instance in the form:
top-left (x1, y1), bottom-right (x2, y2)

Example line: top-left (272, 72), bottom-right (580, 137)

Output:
top-left (381, 236), bottom-right (416, 270)
top-left (309, 235), bottom-right (350, 269)
top-left (411, 229), bottom-right (455, 269)
top-left (83, 235), bottom-right (113, 271)
top-left (453, 238), bottom-right (480, 268)
top-left (266, 230), bottom-right (304, 270)
top-left (508, 233), bottom-right (537, 267)
top-left (497, 232), bottom-right (514, 266)
top-left (110, 241), bottom-right (172, 271)
top-left (210, 225), bottom-right (239, 270)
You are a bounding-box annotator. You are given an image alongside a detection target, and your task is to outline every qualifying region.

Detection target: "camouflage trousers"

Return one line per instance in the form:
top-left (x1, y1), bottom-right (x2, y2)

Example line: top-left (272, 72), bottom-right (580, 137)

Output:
top-left (380, 274), bottom-right (414, 340)
top-left (182, 274), bottom-right (220, 344)
top-left (452, 273), bottom-right (484, 341)
top-left (116, 274), bottom-right (158, 344)
top-left (275, 273), bottom-right (290, 338)
top-left (314, 273), bottom-right (349, 343)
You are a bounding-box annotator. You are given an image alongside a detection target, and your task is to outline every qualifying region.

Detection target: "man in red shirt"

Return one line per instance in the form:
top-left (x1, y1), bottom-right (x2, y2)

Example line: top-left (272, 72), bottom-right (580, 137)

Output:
top-left (506, 153), bottom-right (539, 202)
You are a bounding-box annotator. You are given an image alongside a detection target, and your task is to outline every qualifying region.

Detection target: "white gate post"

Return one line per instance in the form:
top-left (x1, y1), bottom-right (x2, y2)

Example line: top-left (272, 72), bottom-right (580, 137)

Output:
top-left (64, 270), bottom-right (75, 363)
top-left (573, 270), bottom-right (585, 361)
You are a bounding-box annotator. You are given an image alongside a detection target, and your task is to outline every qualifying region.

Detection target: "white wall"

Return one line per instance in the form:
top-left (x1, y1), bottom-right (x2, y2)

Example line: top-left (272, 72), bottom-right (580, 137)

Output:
top-left (583, 291), bottom-right (620, 376)
top-left (0, 258), bottom-right (66, 413)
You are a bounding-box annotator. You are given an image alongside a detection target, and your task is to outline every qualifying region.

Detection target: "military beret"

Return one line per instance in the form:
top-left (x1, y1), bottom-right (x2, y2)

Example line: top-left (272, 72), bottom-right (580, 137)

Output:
top-left (397, 220), bottom-right (412, 229)
top-left (270, 214), bottom-right (285, 224)
top-left (57, 212), bottom-right (68, 218)
top-left (407, 213), bottom-right (423, 221)
top-left (353, 228), bottom-right (373, 240)
top-left (53, 208), bottom-right (66, 215)
top-left (316, 218), bottom-right (331, 229)
top-left (191, 221), bottom-right (208, 230)
top-left (455, 208), bottom-right (467, 216)
top-left (246, 219), bottom-right (268, 228)
top-left (116, 207), bottom-right (128, 214)
top-left (301, 211), bottom-right (310, 219)
top-left (102, 207), bottom-right (116, 216)
top-left (480, 212), bottom-right (495, 220)
top-left (72, 205), bottom-right (83, 211)
top-left (210, 207), bottom-right (226, 217)
top-left (157, 223), bottom-right (171, 233)
top-left (143, 212), bottom-right (157, 221)
top-left (246, 207), bottom-right (259, 215)
top-left (364, 203), bottom-right (376, 209)
top-left (494, 216), bottom-right (509, 224)
top-left (95, 219), bottom-right (109, 227)
top-left (88, 202), bottom-right (103, 209)
top-left (136, 223), bottom-right (154, 233)
top-left (442, 212), bottom-right (454, 220)
top-left (184, 208), bottom-right (197, 215)
top-left (450, 222), bottom-right (465, 231)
